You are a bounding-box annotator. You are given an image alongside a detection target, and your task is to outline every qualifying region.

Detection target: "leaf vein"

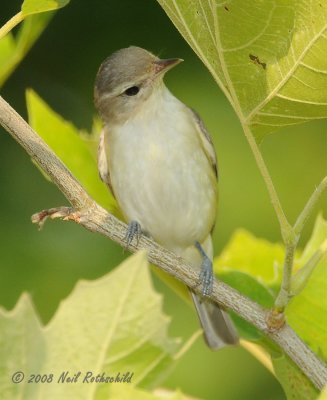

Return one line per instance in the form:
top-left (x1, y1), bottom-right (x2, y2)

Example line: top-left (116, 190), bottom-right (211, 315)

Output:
top-left (246, 22), bottom-right (327, 121)
top-left (223, 4), bottom-right (276, 52)
top-left (256, 111), bottom-right (325, 120)
top-left (300, 61), bottom-right (327, 75)
top-left (276, 93), bottom-right (327, 105)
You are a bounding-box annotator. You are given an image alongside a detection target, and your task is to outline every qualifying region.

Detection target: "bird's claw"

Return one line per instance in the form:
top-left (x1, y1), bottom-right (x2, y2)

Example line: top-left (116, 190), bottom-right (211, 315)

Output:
top-left (124, 220), bottom-right (142, 249)
top-left (199, 256), bottom-right (214, 297)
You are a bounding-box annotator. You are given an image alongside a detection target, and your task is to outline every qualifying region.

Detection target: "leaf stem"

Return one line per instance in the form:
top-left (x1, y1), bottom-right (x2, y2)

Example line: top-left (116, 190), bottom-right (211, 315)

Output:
top-left (274, 177), bottom-right (327, 310)
top-left (241, 124), bottom-right (301, 312)
top-left (294, 176), bottom-right (327, 237)
top-left (274, 243), bottom-right (296, 311)
top-left (0, 12), bottom-right (24, 41)
top-left (291, 237), bottom-right (327, 296)
top-left (242, 123), bottom-right (292, 242)
top-left (273, 176), bottom-right (327, 309)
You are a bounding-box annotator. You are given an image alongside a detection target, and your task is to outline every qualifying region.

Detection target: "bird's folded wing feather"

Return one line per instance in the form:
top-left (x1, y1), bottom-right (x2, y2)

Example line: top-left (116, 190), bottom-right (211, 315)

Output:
top-left (98, 128), bottom-right (116, 198)
top-left (189, 108), bottom-right (218, 179)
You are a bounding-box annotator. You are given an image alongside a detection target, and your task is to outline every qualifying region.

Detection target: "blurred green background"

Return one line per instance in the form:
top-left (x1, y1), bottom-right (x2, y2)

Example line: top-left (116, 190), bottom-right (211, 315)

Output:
top-left (0, 1), bottom-right (326, 399)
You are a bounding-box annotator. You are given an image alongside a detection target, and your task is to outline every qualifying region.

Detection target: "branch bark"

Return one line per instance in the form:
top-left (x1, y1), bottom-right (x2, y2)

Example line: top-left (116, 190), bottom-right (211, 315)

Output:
top-left (0, 95), bottom-right (326, 391)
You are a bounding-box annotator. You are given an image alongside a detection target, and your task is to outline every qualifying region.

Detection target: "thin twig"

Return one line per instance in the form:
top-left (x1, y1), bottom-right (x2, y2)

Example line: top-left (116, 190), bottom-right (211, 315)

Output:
top-left (0, 95), bottom-right (326, 390)
top-left (291, 238), bottom-right (327, 296)
top-left (294, 177), bottom-right (327, 237)
top-left (0, 11), bottom-right (24, 41)
top-left (274, 177), bottom-right (327, 311)
top-left (274, 244), bottom-right (296, 311)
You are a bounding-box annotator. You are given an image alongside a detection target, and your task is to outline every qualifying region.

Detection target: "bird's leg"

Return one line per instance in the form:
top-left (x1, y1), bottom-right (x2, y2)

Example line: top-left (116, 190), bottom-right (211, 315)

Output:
top-left (124, 220), bottom-right (142, 248)
top-left (195, 241), bottom-right (214, 297)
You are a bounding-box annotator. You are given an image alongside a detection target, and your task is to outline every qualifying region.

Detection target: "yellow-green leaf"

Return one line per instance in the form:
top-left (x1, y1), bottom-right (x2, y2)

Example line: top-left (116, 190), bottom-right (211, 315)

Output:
top-left (0, 252), bottom-right (181, 399)
top-left (21, 0), bottom-right (70, 16)
top-left (286, 215), bottom-right (327, 359)
top-left (0, 294), bottom-right (45, 400)
top-left (110, 386), bottom-right (200, 400)
top-left (318, 384), bottom-right (327, 400)
top-left (0, 14), bottom-right (52, 87)
top-left (215, 229), bottom-right (286, 288)
top-left (213, 230), bottom-right (284, 339)
top-left (214, 223), bottom-right (326, 398)
top-left (26, 89), bottom-right (119, 215)
top-left (157, 0), bottom-right (327, 142)
top-left (299, 214), bottom-right (327, 265)
top-left (272, 354), bottom-right (318, 400)
top-left (218, 270), bottom-right (274, 340)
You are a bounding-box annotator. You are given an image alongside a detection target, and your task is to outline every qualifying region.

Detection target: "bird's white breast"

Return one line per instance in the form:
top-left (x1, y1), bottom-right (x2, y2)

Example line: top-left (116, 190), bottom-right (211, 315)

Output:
top-left (106, 86), bottom-right (217, 250)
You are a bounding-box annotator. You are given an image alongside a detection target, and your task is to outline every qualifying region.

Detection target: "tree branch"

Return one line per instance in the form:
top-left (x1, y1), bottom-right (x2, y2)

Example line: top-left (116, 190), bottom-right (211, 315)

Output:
top-left (0, 95), bottom-right (326, 390)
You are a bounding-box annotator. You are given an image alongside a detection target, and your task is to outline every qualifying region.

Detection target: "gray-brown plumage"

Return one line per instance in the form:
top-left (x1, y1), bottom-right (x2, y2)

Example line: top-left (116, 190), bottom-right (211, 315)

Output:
top-left (95, 46), bottom-right (238, 349)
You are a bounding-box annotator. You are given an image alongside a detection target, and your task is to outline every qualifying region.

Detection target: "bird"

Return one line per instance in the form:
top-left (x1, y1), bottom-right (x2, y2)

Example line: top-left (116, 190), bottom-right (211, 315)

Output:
top-left (94, 46), bottom-right (238, 349)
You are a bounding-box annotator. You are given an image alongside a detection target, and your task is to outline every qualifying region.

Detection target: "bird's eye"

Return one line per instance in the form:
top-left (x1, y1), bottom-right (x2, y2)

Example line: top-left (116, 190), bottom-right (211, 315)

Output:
top-left (124, 86), bottom-right (140, 96)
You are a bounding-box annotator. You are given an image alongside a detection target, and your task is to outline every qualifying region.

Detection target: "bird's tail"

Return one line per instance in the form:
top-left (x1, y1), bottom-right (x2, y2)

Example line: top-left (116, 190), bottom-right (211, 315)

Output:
top-left (179, 236), bottom-right (238, 350)
top-left (190, 290), bottom-right (238, 349)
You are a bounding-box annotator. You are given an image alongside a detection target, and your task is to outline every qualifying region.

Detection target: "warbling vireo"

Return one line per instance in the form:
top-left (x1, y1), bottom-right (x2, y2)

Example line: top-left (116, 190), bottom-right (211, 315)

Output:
top-left (94, 46), bottom-right (238, 349)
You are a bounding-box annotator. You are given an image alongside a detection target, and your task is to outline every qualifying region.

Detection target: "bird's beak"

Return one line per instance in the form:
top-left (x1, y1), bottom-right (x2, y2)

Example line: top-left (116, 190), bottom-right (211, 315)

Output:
top-left (153, 58), bottom-right (183, 75)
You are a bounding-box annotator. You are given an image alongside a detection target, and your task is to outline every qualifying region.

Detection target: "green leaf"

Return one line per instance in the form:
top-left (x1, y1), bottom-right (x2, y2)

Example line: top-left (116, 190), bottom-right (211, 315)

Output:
top-left (291, 214), bottom-right (327, 295)
top-left (0, 251), bottom-right (181, 399)
top-left (26, 89), bottom-right (120, 215)
top-left (218, 270), bottom-right (274, 340)
top-left (215, 229), bottom-right (286, 289)
top-left (272, 354), bottom-right (318, 400)
top-left (21, 0), bottom-right (70, 16)
top-left (299, 214), bottom-right (327, 265)
top-left (286, 215), bottom-right (327, 359)
top-left (213, 226), bottom-right (324, 398)
top-left (157, 0), bottom-right (327, 142)
top-left (318, 384), bottom-right (327, 400)
top-left (0, 14), bottom-right (52, 87)
top-left (213, 229), bottom-right (284, 339)
top-left (0, 0), bottom-right (70, 86)
top-left (110, 386), bottom-right (200, 400)
top-left (0, 294), bottom-right (45, 400)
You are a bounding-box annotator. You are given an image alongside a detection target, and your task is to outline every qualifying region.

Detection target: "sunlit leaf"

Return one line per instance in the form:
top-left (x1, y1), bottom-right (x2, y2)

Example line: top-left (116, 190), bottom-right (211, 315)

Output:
top-left (298, 214), bottom-right (327, 265)
top-left (0, 294), bottom-right (45, 400)
top-left (21, 0), bottom-right (70, 16)
top-left (215, 229), bottom-right (286, 289)
top-left (214, 222), bottom-right (326, 397)
top-left (0, 252), bottom-right (181, 399)
top-left (218, 270), bottom-right (274, 340)
top-left (286, 215), bottom-right (327, 359)
top-left (272, 354), bottom-right (318, 400)
top-left (318, 384), bottom-right (327, 400)
top-left (26, 89), bottom-right (120, 215)
top-left (240, 340), bottom-right (274, 374)
top-left (0, 14), bottom-right (52, 87)
top-left (0, 34), bottom-right (16, 66)
top-left (157, 0), bottom-right (327, 142)
top-left (213, 230), bottom-right (283, 338)
top-left (111, 386), bottom-right (200, 400)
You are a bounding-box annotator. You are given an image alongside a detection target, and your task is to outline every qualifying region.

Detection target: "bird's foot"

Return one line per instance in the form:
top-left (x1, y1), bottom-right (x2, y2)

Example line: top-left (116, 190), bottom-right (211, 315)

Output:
top-left (124, 220), bottom-right (142, 249)
top-left (195, 241), bottom-right (214, 297)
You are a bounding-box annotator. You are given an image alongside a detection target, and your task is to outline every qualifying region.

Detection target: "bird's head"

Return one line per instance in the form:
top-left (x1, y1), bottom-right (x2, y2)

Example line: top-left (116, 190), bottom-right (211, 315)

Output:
top-left (94, 46), bottom-right (182, 124)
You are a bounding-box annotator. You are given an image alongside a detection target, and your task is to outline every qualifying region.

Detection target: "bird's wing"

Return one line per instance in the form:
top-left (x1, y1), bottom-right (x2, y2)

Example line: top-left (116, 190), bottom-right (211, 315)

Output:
top-left (98, 128), bottom-right (116, 198)
top-left (189, 108), bottom-right (218, 179)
